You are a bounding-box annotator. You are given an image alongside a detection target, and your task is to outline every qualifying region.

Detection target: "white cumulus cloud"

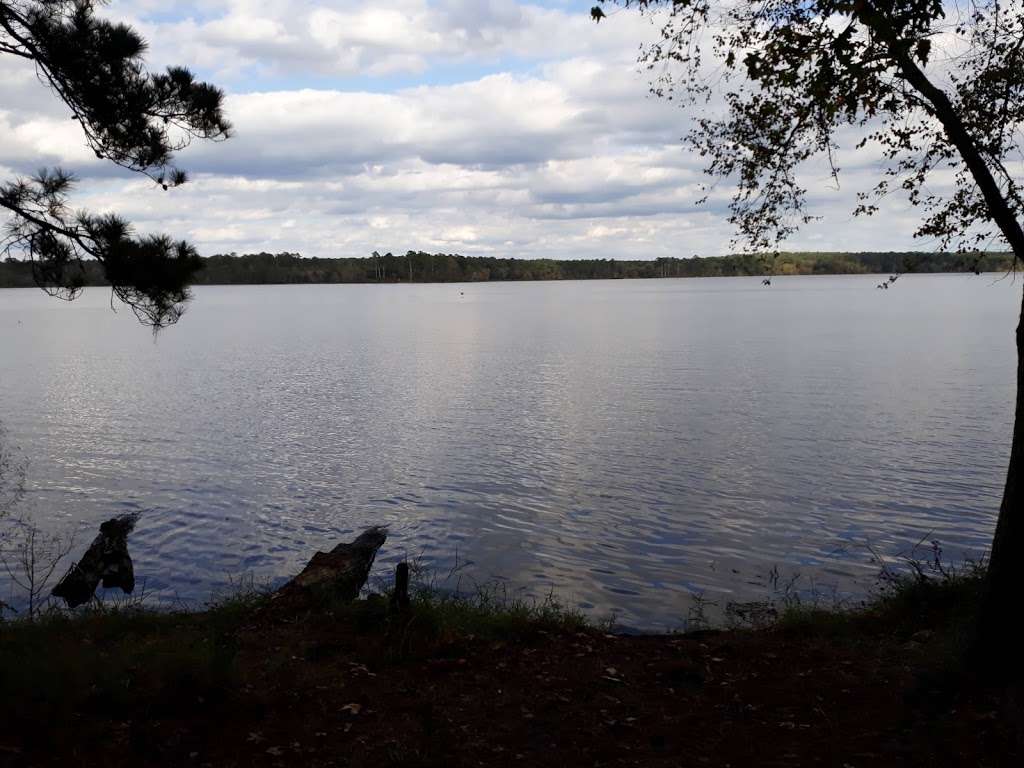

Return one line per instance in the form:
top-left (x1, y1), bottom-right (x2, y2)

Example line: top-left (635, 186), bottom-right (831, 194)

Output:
top-left (0, 1), bottom-right (953, 262)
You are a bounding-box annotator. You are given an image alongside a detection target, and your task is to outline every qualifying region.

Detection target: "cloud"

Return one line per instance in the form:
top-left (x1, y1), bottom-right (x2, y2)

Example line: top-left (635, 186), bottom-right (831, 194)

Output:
top-left (0, 1), bottom-right (965, 262)
top-left (101, 0), bottom-right (652, 83)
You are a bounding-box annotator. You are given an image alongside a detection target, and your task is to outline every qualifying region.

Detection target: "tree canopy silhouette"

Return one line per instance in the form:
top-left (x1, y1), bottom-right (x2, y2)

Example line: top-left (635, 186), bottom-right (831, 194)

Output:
top-left (604, 0), bottom-right (1024, 662)
top-left (0, 0), bottom-right (230, 326)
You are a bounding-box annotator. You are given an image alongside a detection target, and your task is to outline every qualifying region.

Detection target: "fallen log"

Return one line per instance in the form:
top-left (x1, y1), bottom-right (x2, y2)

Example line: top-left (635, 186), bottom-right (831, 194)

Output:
top-left (276, 526), bottom-right (387, 602)
top-left (51, 512), bottom-right (140, 608)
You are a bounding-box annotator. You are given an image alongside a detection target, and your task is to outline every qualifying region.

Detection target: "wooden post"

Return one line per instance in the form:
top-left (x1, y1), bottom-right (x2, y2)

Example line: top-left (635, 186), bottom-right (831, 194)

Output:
top-left (391, 561), bottom-right (410, 612)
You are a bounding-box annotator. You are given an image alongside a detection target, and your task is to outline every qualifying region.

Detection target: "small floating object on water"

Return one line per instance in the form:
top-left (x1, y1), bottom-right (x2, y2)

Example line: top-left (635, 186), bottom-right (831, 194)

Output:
top-left (878, 274), bottom-right (899, 289)
top-left (762, 278), bottom-right (771, 286)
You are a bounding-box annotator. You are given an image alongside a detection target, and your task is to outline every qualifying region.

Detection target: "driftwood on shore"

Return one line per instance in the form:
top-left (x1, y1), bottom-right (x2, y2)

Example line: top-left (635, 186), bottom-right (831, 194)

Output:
top-left (51, 512), bottom-right (140, 608)
top-left (276, 526), bottom-right (387, 602)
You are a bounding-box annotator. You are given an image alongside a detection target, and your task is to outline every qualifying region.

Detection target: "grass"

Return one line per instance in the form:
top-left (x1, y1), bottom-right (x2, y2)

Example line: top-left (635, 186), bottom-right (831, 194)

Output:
top-left (2, 552), bottom-right (1016, 768)
top-left (0, 591), bottom-right (268, 734)
top-left (299, 576), bottom-right (592, 662)
top-left (393, 584), bottom-right (589, 652)
top-left (0, 544), bottom-right (995, 742)
top-left (0, 572), bottom-right (592, 734)
top-left (768, 544), bottom-right (989, 678)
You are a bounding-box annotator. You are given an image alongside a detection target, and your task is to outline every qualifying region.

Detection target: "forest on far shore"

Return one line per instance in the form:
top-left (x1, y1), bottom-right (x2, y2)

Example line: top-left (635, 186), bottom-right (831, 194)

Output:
top-left (0, 250), bottom-right (1014, 289)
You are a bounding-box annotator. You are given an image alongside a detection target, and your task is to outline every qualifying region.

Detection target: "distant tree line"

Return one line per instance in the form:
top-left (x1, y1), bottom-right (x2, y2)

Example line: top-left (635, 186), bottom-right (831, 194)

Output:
top-left (0, 250), bottom-right (1013, 289)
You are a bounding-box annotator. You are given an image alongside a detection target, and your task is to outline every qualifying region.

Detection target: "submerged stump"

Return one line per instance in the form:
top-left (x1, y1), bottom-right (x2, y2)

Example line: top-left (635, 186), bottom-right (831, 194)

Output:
top-left (51, 512), bottom-right (140, 608)
top-left (277, 526), bottom-right (387, 603)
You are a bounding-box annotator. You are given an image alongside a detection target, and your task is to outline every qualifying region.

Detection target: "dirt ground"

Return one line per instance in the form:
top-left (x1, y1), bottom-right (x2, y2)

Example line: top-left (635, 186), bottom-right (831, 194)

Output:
top-left (3, 598), bottom-right (1020, 768)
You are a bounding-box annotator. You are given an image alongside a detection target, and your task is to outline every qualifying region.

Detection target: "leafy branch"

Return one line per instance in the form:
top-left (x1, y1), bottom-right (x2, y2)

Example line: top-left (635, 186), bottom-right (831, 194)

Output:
top-left (0, 0), bottom-right (230, 326)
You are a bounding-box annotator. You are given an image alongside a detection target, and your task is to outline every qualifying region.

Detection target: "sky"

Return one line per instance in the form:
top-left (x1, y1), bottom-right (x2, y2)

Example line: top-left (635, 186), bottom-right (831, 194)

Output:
top-left (0, 0), bottom-right (954, 260)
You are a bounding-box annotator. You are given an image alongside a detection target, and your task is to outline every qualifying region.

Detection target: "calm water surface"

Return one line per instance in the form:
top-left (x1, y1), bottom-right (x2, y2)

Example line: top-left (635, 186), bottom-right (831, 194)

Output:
top-left (0, 275), bottom-right (1017, 628)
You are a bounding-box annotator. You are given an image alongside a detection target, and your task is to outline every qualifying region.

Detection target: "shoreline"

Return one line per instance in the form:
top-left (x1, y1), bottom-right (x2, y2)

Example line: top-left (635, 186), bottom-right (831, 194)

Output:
top-left (1, 562), bottom-right (1018, 767)
top-left (0, 270), bottom-right (1008, 291)
top-left (1, 250), bottom-right (1013, 291)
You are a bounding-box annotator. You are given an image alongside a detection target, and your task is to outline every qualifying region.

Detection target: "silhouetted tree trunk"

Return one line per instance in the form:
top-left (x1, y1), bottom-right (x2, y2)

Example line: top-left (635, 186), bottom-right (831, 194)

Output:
top-left (870, 27), bottom-right (1024, 661)
top-left (987, 302), bottom-right (1024, 655)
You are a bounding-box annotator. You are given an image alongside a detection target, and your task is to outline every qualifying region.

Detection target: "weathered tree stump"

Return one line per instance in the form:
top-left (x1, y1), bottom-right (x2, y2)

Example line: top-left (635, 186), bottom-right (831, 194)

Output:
top-left (51, 512), bottom-right (140, 608)
top-left (277, 526), bottom-right (387, 602)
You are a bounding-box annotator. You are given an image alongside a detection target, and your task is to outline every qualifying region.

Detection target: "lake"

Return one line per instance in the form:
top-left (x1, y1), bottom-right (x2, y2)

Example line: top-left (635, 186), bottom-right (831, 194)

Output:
top-left (0, 275), bottom-right (1017, 629)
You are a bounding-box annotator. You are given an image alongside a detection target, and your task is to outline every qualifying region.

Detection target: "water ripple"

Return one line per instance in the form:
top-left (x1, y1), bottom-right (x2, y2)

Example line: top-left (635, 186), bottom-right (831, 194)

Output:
top-left (0, 276), bottom-right (1016, 627)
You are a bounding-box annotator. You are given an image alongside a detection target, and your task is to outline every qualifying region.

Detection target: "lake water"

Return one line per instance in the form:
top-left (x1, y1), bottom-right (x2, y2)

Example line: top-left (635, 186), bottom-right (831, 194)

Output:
top-left (0, 275), bottom-right (1018, 628)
